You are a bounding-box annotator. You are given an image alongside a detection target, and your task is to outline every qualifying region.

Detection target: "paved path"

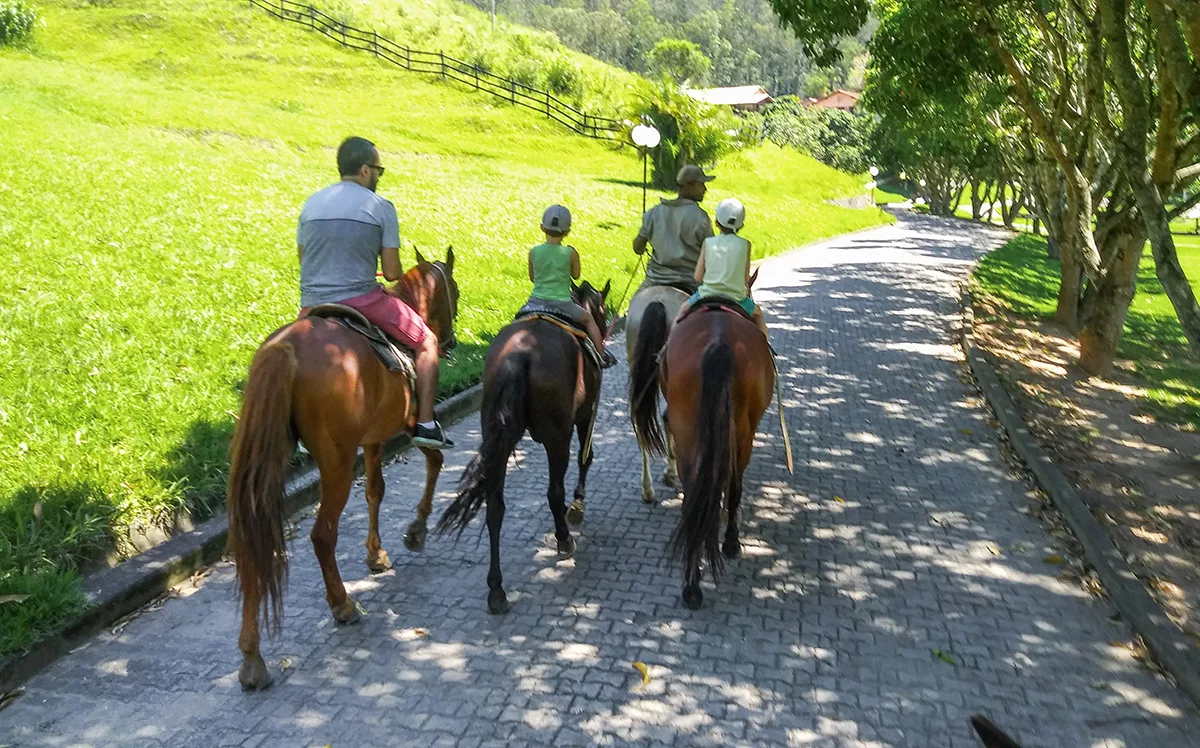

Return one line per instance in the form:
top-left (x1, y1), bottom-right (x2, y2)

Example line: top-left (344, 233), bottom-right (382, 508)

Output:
top-left (4, 213), bottom-right (1198, 747)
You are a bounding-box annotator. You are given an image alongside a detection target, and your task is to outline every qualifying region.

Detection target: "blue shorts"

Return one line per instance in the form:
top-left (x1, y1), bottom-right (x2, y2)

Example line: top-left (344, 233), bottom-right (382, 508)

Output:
top-left (688, 292), bottom-right (755, 316)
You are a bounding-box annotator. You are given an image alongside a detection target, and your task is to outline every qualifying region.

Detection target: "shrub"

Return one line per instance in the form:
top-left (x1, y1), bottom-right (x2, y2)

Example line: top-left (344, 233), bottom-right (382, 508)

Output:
top-left (544, 54), bottom-right (582, 97)
top-left (0, 0), bottom-right (37, 46)
top-left (626, 76), bottom-right (738, 189)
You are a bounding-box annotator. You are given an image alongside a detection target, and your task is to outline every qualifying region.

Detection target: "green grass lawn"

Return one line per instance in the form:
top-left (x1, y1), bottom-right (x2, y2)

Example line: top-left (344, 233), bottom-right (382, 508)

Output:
top-left (0, 0), bottom-right (890, 654)
top-left (972, 233), bottom-right (1200, 429)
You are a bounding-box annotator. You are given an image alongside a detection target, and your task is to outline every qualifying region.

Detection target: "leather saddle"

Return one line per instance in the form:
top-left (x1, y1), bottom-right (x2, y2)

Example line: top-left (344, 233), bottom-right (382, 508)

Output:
top-left (305, 304), bottom-right (417, 390)
top-left (677, 296), bottom-right (756, 324)
top-left (513, 303), bottom-right (604, 370)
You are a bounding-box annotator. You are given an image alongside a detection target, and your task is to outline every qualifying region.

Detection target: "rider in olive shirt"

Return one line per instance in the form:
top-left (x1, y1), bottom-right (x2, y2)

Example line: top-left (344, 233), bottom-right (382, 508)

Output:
top-left (632, 164), bottom-right (716, 293)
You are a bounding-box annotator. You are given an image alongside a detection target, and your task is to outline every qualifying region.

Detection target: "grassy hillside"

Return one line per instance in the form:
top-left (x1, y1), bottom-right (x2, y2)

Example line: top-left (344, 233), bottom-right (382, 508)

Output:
top-left (0, 0), bottom-right (889, 654)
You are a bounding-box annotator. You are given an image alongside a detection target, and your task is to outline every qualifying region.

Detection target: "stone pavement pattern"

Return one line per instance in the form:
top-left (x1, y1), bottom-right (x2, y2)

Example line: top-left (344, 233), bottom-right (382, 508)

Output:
top-left (4, 214), bottom-right (1198, 747)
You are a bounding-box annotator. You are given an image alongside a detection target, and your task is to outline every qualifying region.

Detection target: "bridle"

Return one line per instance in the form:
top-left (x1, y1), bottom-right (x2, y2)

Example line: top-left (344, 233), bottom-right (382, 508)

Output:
top-left (428, 261), bottom-right (458, 356)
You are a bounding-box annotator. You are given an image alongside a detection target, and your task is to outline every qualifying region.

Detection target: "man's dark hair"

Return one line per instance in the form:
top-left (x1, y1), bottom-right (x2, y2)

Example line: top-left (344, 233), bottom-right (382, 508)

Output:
top-left (337, 137), bottom-right (377, 177)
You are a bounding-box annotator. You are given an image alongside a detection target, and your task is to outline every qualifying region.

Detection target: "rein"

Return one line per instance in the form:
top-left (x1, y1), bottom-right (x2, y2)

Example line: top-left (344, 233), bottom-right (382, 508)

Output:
top-left (614, 254), bottom-right (646, 313)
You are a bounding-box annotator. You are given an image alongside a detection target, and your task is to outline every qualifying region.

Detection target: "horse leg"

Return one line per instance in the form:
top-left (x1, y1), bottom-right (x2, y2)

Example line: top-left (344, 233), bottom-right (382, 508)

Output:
top-left (404, 447), bottom-right (443, 552)
top-left (310, 449), bottom-right (361, 624)
top-left (485, 487), bottom-right (509, 615)
top-left (363, 444), bottom-right (392, 574)
top-left (567, 420), bottom-right (592, 526)
top-left (683, 561), bottom-right (703, 610)
top-left (546, 439), bottom-right (576, 557)
top-left (723, 473), bottom-right (743, 560)
top-left (640, 446), bottom-right (656, 503)
top-left (237, 587), bottom-right (271, 690)
top-left (663, 411), bottom-right (680, 489)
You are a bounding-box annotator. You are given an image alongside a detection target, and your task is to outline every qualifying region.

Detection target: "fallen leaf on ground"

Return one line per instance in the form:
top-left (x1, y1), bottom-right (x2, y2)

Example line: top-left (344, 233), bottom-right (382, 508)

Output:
top-left (0, 687), bottom-right (23, 712)
top-left (0, 595), bottom-right (30, 605)
top-left (1044, 555), bottom-right (1064, 564)
top-left (632, 661), bottom-right (650, 687)
top-left (400, 627), bottom-right (430, 638)
top-left (958, 428), bottom-right (973, 435)
top-left (932, 649), bottom-right (957, 666)
top-left (986, 544), bottom-right (1001, 556)
top-left (280, 657), bottom-right (293, 671)
top-left (834, 496), bottom-right (846, 503)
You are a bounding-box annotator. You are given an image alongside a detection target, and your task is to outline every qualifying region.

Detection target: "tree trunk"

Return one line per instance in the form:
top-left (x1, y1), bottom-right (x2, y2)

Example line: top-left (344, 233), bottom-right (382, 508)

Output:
top-left (1146, 206), bottom-right (1200, 352)
top-left (1078, 234), bottom-right (1145, 375)
top-left (1056, 242), bottom-right (1083, 329)
top-left (985, 179), bottom-right (998, 223)
top-left (971, 180), bottom-right (984, 221)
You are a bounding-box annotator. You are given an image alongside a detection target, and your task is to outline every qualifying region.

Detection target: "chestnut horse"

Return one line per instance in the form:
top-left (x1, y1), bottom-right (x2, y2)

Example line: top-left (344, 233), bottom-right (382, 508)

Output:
top-left (226, 248), bottom-right (459, 690)
top-left (437, 280), bottom-right (612, 614)
top-left (635, 301), bottom-right (773, 609)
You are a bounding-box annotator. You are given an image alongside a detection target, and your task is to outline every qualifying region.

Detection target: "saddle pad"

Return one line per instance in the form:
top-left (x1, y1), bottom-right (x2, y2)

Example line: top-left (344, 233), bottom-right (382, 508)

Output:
top-left (305, 304), bottom-right (418, 390)
top-left (514, 311), bottom-right (603, 370)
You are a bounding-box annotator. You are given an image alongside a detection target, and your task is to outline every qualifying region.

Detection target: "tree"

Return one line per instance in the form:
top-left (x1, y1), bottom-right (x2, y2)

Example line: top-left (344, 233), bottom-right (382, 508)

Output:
top-left (645, 38), bottom-right (712, 85)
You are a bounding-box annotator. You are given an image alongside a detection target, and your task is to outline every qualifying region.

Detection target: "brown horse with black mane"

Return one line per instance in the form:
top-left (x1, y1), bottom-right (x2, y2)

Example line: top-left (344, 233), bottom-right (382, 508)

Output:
top-left (437, 280), bottom-right (612, 614)
top-left (226, 248), bottom-right (459, 690)
top-left (634, 296), bottom-right (773, 609)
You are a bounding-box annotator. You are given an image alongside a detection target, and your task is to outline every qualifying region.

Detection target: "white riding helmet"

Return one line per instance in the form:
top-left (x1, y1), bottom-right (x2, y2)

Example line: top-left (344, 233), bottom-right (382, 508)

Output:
top-left (715, 198), bottom-right (746, 231)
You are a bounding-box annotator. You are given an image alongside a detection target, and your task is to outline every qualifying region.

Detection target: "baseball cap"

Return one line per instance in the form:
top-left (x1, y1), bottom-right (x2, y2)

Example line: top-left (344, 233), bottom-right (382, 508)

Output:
top-left (715, 198), bottom-right (746, 230)
top-left (676, 164), bottom-right (716, 185)
top-left (542, 204), bottom-right (572, 233)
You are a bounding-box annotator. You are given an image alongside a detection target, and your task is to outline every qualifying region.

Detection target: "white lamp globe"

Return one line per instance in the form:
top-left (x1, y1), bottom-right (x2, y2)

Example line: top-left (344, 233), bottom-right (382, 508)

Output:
top-left (632, 125), bottom-right (661, 148)
top-left (869, 166), bottom-right (880, 177)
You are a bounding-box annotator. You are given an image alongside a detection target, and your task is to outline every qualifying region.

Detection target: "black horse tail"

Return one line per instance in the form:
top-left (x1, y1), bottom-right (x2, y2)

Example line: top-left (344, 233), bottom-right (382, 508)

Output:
top-left (437, 353), bottom-right (528, 535)
top-left (671, 340), bottom-right (735, 579)
top-left (630, 300), bottom-right (669, 455)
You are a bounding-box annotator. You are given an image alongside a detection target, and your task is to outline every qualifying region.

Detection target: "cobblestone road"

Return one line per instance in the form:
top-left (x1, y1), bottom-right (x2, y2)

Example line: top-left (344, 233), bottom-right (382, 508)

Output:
top-left (4, 213), bottom-right (1198, 747)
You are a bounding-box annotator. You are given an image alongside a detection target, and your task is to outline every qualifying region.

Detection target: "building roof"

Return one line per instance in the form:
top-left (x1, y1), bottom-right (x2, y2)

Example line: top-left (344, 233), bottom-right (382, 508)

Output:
top-left (811, 89), bottom-right (861, 106)
top-left (685, 85), bottom-right (774, 107)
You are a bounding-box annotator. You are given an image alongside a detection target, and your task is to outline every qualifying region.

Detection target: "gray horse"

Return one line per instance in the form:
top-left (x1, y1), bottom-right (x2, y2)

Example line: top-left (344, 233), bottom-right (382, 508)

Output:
top-left (626, 285), bottom-right (685, 501)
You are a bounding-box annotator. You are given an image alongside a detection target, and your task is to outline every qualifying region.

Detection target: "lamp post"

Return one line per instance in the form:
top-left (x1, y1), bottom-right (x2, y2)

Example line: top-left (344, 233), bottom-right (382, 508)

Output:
top-left (631, 124), bottom-right (661, 216)
top-left (869, 165), bottom-right (879, 206)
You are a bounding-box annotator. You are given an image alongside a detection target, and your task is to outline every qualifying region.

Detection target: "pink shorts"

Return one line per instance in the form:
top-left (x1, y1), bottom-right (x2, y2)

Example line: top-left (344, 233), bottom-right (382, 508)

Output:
top-left (303, 286), bottom-right (429, 349)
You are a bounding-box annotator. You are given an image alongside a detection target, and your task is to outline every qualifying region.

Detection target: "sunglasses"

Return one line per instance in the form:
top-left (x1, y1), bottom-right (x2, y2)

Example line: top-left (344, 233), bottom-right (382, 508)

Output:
top-left (366, 164), bottom-right (386, 176)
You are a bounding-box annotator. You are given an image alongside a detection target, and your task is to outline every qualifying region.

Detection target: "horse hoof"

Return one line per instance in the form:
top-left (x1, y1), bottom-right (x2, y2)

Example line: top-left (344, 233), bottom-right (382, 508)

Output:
top-left (557, 534), bottom-right (577, 557)
top-left (365, 549), bottom-right (392, 574)
top-left (723, 539), bottom-right (741, 559)
top-left (487, 589), bottom-right (510, 615)
top-left (641, 488), bottom-right (657, 504)
top-left (682, 585), bottom-right (703, 610)
top-left (239, 653), bottom-right (273, 691)
top-left (332, 598), bottom-right (362, 625)
top-left (567, 500), bottom-right (585, 526)
top-left (662, 471), bottom-right (678, 488)
top-left (403, 521), bottom-right (427, 552)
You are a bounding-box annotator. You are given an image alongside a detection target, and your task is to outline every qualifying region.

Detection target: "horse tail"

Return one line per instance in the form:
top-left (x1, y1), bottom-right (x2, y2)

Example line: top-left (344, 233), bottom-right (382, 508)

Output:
top-left (630, 300), bottom-right (669, 455)
top-left (437, 352), bottom-right (528, 535)
top-left (226, 340), bottom-right (298, 634)
top-left (671, 340), bottom-right (735, 579)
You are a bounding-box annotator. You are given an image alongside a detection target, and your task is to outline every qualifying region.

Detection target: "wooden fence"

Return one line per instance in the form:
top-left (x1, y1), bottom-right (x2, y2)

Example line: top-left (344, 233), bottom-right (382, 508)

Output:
top-left (248, 0), bottom-right (624, 141)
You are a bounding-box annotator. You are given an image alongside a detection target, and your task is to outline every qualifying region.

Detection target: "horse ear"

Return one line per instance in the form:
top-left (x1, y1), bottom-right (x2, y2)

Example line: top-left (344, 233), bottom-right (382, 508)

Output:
top-left (445, 246), bottom-right (454, 273)
top-left (414, 246), bottom-right (427, 266)
top-left (601, 279), bottom-right (611, 298)
top-left (749, 267), bottom-right (760, 289)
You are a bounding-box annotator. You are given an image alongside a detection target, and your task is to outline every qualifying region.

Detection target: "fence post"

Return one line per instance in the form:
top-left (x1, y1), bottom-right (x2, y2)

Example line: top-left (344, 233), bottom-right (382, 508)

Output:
top-left (405, 46), bottom-right (411, 69)
top-left (440, 51), bottom-right (446, 79)
top-left (545, 89), bottom-right (550, 118)
top-left (510, 79), bottom-right (516, 104)
top-left (308, 3), bottom-right (315, 29)
top-left (473, 64), bottom-right (479, 90)
top-left (372, 30), bottom-right (379, 57)
top-left (340, 21), bottom-right (346, 45)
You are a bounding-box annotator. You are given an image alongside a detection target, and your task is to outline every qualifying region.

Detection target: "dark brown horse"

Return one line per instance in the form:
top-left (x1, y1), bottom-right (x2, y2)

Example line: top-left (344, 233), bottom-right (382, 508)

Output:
top-left (634, 300), bottom-right (773, 609)
top-left (226, 248), bottom-right (459, 690)
top-left (437, 280), bottom-right (612, 614)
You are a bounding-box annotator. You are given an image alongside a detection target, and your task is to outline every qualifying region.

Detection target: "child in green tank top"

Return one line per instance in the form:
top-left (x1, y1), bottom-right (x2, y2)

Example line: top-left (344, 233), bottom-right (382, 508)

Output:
top-left (673, 198), bottom-right (769, 339)
top-left (524, 205), bottom-right (617, 368)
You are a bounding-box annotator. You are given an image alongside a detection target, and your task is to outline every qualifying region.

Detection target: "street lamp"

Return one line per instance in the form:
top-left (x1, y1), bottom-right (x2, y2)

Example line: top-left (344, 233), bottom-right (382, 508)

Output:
top-left (631, 124), bottom-right (661, 216)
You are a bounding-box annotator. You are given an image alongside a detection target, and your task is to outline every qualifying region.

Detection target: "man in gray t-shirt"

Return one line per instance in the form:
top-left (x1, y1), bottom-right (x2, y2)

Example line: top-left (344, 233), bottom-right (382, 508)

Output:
top-left (632, 164), bottom-right (715, 294)
top-left (296, 136), bottom-right (452, 449)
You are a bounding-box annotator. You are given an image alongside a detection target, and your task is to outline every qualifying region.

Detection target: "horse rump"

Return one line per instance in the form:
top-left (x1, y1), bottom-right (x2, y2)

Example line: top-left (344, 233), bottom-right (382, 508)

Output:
top-left (437, 352), bottom-right (529, 535)
top-left (630, 300), bottom-right (669, 455)
top-left (670, 340), bottom-right (735, 580)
